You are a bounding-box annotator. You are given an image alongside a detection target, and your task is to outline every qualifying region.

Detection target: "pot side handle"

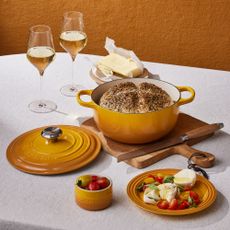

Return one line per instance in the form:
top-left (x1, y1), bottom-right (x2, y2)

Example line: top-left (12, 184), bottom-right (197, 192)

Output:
top-left (76, 90), bottom-right (96, 109)
top-left (177, 86), bottom-right (195, 106)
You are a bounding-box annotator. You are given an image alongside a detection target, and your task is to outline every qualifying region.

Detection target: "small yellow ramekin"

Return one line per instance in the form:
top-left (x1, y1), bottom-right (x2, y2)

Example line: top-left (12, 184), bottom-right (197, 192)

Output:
top-left (75, 175), bottom-right (112, 211)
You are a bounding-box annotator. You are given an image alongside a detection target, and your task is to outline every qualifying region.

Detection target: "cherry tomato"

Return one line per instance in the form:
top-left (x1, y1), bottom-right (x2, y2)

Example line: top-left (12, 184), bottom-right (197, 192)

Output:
top-left (88, 181), bottom-right (100, 190)
top-left (157, 200), bottom-right (169, 209)
top-left (96, 177), bottom-right (109, 189)
top-left (190, 191), bottom-right (199, 200)
top-left (178, 200), bottom-right (190, 209)
top-left (155, 176), bottom-right (163, 184)
top-left (77, 175), bottom-right (92, 187)
top-left (193, 198), bottom-right (200, 205)
top-left (91, 175), bottom-right (98, 181)
top-left (168, 199), bottom-right (178, 210)
top-left (184, 186), bottom-right (192, 191)
top-left (147, 174), bottom-right (155, 179)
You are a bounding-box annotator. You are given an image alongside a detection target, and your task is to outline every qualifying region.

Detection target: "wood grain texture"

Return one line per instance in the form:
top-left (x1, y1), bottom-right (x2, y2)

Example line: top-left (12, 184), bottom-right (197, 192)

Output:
top-left (0, 0), bottom-right (229, 70)
top-left (81, 113), bottom-right (216, 168)
top-left (116, 122), bottom-right (221, 162)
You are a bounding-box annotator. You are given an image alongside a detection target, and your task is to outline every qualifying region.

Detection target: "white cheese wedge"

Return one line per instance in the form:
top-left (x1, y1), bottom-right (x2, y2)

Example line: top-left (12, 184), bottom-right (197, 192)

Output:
top-left (173, 169), bottom-right (196, 188)
top-left (158, 183), bottom-right (178, 203)
top-left (143, 187), bottom-right (160, 204)
top-left (97, 53), bottom-right (143, 77)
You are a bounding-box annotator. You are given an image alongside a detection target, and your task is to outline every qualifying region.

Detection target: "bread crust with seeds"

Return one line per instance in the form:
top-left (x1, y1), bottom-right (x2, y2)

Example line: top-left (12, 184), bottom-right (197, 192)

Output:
top-left (99, 82), bottom-right (172, 113)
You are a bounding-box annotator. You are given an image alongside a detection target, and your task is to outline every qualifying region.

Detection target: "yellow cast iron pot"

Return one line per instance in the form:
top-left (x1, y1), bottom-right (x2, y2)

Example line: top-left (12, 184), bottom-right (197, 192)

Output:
top-left (75, 175), bottom-right (112, 211)
top-left (76, 78), bottom-right (195, 144)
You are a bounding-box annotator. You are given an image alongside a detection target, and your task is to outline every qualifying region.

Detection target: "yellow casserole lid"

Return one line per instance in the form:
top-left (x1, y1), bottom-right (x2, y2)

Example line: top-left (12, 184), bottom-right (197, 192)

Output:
top-left (6, 125), bottom-right (101, 175)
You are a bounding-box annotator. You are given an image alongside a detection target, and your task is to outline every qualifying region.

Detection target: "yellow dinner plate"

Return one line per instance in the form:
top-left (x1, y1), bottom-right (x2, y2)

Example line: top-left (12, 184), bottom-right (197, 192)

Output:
top-left (127, 169), bottom-right (217, 215)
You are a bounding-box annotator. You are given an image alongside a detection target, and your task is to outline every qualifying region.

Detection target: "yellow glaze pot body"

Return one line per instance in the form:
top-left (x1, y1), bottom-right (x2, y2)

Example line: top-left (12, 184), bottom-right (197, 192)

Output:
top-left (77, 79), bottom-right (195, 144)
top-left (75, 175), bottom-right (112, 211)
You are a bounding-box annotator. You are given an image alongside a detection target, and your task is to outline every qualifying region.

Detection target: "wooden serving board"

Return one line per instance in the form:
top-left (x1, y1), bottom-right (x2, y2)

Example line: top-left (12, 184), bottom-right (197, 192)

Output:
top-left (81, 113), bottom-right (215, 168)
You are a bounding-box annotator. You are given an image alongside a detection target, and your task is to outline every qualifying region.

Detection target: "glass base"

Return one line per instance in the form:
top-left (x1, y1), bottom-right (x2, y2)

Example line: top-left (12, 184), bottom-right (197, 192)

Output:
top-left (28, 100), bottom-right (57, 113)
top-left (60, 84), bottom-right (85, 97)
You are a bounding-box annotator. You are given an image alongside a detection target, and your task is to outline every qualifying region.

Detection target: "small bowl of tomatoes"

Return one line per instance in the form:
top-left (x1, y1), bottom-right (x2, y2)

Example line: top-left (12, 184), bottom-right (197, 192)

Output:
top-left (75, 174), bottom-right (112, 211)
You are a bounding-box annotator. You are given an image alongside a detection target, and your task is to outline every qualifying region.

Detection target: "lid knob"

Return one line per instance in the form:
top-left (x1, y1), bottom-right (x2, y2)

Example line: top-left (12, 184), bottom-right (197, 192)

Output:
top-left (41, 127), bottom-right (63, 142)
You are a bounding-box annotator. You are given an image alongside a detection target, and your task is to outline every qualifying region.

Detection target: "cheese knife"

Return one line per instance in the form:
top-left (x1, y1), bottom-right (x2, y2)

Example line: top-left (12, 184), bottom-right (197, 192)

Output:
top-left (117, 123), bottom-right (224, 162)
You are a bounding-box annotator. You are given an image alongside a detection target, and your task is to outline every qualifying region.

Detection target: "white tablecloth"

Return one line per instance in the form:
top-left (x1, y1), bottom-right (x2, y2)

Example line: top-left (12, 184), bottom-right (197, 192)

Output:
top-left (0, 53), bottom-right (230, 230)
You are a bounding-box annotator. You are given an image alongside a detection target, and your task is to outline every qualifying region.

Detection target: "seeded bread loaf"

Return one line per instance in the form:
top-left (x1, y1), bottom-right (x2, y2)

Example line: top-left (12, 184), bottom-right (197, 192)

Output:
top-left (99, 82), bottom-right (172, 113)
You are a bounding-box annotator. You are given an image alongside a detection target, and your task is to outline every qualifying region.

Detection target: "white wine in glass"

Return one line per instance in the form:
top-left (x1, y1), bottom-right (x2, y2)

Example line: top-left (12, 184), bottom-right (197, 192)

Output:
top-left (27, 25), bottom-right (57, 113)
top-left (59, 11), bottom-right (87, 97)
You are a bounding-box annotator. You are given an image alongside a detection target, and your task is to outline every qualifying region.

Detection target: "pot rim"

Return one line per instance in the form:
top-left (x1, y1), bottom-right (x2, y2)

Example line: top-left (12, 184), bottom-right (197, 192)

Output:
top-left (91, 78), bottom-right (181, 115)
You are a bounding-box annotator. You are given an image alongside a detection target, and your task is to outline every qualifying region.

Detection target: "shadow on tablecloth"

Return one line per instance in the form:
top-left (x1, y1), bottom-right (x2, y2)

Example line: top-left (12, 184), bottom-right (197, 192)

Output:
top-left (0, 219), bottom-right (62, 230)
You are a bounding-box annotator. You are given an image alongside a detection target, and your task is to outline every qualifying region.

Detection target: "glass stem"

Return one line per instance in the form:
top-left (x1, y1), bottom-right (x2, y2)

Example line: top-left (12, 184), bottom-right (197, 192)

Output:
top-left (71, 60), bottom-right (74, 85)
top-left (39, 73), bottom-right (43, 106)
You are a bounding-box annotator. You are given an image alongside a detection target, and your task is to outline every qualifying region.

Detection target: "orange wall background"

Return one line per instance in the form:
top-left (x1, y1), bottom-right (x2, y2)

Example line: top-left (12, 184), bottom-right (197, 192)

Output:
top-left (0, 0), bottom-right (229, 70)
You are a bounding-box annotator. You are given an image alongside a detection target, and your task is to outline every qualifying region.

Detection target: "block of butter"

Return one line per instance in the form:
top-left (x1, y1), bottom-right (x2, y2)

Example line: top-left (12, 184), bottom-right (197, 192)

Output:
top-left (97, 53), bottom-right (143, 78)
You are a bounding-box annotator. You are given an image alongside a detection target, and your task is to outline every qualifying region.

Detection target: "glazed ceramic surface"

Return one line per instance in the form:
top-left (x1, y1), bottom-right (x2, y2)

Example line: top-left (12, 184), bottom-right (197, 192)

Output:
top-left (127, 168), bottom-right (217, 216)
top-left (75, 175), bottom-right (112, 211)
top-left (7, 125), bottom-right (101, 175)
top-left (77, 78), bottom-right (195, 144)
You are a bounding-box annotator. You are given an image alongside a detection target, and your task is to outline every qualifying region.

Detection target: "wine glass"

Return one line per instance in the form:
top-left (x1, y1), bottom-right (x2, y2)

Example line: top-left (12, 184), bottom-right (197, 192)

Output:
top-left (27, 25), bottom-right (57, 113)
top-left (59, 11), bottom-right (87, 97)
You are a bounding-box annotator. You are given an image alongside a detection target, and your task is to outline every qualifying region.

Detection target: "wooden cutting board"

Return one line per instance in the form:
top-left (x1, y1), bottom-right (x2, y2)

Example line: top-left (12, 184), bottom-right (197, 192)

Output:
top-left (81, 113), bottom-right (215, 168)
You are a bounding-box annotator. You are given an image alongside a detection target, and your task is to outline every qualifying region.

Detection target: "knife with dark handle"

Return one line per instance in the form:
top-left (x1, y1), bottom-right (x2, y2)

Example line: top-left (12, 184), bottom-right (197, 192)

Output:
top-left (117, 123), bottom-right (224, 162)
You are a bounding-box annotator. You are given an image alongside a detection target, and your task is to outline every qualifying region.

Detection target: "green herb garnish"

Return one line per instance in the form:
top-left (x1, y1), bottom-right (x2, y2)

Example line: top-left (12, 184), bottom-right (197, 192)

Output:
top-left (188, 196), bottom-right (193, 204)
top-left (76, 180), bottom-right (82, 186)
top-left (147, 183), bottom-right (159, 191)
top-left (188, 196), bottom-right (198, 208)
top-left (190, 203), bottom-right (198, 208)
top-left (163, 176), bottom-right (174, 183)
top-left (136, 182), bottom-right (145, 192)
